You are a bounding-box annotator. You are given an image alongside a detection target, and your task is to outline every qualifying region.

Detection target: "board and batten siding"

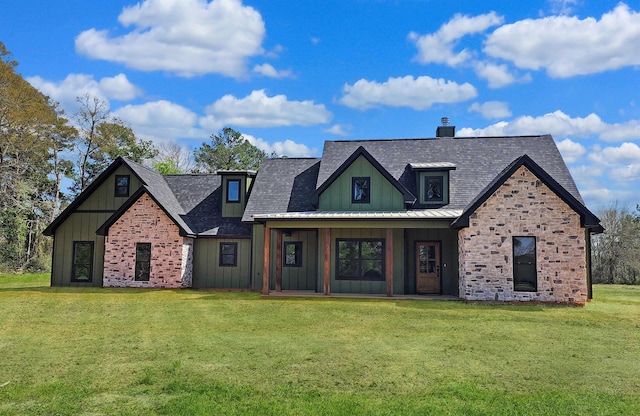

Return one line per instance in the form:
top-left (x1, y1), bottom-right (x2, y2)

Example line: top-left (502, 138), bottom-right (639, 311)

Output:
top-left (191, 238), bottom-right (251, 289)
top-left (270, 230), bottom-right (317, 291)
top-left (318, 155), bottom-right (404, 211)
top-left (50, 164), bottom-right (143, 287)
top-left (77, 165), bottom-right (142, 211)
top-left (50, 212), bottom-right (110, 287)
top-left (404, 228), bottom-right (459, 296)
top-left (221, 176), bottom-right (247, 218)
top-left (317, 227), bottom-right (405, 295)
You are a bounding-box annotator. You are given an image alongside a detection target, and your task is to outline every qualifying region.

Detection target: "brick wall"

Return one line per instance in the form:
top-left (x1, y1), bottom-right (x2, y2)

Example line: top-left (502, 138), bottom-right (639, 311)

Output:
top-left (458, 166), bottom-right (588, 304)
top-left (104, 194), bottom-right (193, 288)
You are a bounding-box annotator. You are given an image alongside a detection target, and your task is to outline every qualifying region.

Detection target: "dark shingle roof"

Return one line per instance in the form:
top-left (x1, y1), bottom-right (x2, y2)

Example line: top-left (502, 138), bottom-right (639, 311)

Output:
top-left (242, 158), bottom-right (320, 222)
top-left (315, 135), bottom-right (583, 211)
top-left (164, 175), bottom-right (251, 237)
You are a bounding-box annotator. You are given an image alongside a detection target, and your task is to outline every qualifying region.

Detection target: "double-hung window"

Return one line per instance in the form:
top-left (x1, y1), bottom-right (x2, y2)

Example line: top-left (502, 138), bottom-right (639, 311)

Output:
top-left (220, 242), bottom-right (238, 266)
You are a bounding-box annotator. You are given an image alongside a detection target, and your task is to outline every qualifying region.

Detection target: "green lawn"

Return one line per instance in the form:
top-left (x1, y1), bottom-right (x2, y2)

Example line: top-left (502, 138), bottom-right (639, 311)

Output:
top-left (1, 274), bottom-right (639, 415)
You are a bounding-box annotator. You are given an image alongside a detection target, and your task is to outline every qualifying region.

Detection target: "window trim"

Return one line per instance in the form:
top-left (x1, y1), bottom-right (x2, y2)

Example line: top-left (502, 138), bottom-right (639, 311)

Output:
top-left (135, 242), bottom-right (151, 281)
top-left (513, 236), bottom-right (537, 292)
top-left (420, 171), bottom-right (449, 205)
top-left (219, 242), bottom-right (238, 267)
top-left (114, 175), bottom-right (130, 197)
top-left (351, 177), bottom-right (370, 204)
top-left (283, 241), bottom-right (302, 267)
top-left (71, 241), bottom-right (94, 283)
top-left (336, 238), bottom-right (385, 281)
top-left (226, 179), bottom-right (241, 203)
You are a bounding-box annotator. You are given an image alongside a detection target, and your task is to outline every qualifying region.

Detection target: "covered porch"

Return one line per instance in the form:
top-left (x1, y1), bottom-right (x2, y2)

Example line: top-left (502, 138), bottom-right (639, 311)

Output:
top-left (253, 210), bottom-right (462, 297)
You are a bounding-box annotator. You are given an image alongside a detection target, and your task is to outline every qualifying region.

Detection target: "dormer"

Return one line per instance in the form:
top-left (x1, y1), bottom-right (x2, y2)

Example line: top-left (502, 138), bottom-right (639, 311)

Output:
top-left (409, 162), bottom-right (456, 207)
top-left (218, 170), bottom-right (256, 218)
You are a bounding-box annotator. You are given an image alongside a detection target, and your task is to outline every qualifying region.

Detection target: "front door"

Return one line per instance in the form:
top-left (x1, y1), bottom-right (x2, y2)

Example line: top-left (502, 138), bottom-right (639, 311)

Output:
top-left (416, 242), bottom-right (441, 294)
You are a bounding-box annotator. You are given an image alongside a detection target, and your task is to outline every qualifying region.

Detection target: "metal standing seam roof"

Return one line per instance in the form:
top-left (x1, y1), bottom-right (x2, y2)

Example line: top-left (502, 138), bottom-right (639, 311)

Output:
top-left (251, 209), bottom-right (464, 220)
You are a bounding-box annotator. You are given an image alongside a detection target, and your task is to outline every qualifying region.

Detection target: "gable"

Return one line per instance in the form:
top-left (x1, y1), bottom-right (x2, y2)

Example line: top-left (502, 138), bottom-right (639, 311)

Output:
top-left (318, 154), bottom-right (406, 211)
top-left (452, 154), bottom-right (601, 231)
top-left (77, 164), bottom-right (143, 211)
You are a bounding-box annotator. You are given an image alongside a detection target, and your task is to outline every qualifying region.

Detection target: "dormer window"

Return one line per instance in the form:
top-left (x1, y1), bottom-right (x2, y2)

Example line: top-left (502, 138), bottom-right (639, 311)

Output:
top-left (352, 177), bottom-right (370, 203)
top-left (409, 162), bottom-right (456, 207)
top-left (226, 179), bottom-right (240, 203)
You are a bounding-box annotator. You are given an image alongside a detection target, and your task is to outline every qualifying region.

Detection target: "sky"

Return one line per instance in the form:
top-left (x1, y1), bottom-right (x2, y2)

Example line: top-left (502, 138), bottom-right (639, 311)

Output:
top-left (1, 0), bottom-right (639, 211)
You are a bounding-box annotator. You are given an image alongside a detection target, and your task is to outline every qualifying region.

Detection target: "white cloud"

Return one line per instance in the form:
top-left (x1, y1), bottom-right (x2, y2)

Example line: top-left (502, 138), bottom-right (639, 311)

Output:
top-left (114, 100), bottom-right (202, 142)
top-left (75, 0), bottom-right (265, 78)
top-left (588, 142), bottom-right (640, 165)
top-left (468, 101), bottom-right (512, 119)
top-left (556, 138), bottom-right (586, 163)
top-left (610, 164), bottom-right (640, 181)
top-left (340, 75), bottom-right (477, 110)
top-left (324, 124), bottom-right (351, 136)
top-left (409, 12), bottom-right (503, 66)
top-left (457, 110), bottom-right (606, 138)
top-left (201, 89), bottom-right (332, 129)
top-left (474, 61), bottom-right (531, 88)
top-left (252, 63), bottom-right (293, 79)
top-left (599, 120), bottom-right (640, 142)
top-left (581, 188), bottom-right (635, 207)
top-left (484, 4), bottom-right (640, 78)
top-left (243, 134), bottom-right (319, 157)
top-left (27, 73), bottom-right (141, 111)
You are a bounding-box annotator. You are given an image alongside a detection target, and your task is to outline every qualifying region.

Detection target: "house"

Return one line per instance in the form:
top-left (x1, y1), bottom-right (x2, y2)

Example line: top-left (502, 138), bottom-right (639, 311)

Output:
top-left (44, 129), bottom-right (603, 304)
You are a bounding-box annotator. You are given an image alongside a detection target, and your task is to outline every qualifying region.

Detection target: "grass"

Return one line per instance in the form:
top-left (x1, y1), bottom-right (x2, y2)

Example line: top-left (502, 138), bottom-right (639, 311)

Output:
top-left (0, 274), bottom-right (639, 415)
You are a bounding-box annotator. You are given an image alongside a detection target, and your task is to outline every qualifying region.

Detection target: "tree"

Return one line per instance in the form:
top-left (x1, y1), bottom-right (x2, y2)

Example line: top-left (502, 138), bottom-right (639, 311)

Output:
top-left (0, 42), bottom-right (71, 271)
top-left (193, 127), bottom-right (269, 172)
top-left (592, 203), bottom-right (640, 284)
top-left (151, 142), bottom-right (193, 174)
top-left (72, 95), bottom-right (157, 194)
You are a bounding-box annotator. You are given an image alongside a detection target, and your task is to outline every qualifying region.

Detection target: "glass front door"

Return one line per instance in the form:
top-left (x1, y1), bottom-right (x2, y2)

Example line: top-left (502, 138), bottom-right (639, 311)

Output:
top-left (416, 242), bottom-right (441, 294)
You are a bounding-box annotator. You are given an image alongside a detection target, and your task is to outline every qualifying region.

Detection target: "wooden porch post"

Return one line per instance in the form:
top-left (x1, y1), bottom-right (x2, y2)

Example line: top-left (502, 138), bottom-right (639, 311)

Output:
top-left (275, 229), bottom-right (282, 292)
top-left (262, 226), bottom-right (270, 295)
top-left (323, 228), bottom-right (331, 295)
top-left (386, 228), bottom-right (393, 297)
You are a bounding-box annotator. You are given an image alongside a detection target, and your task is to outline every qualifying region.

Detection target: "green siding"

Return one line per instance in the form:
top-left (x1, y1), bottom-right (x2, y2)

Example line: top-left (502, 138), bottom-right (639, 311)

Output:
top-left (319, 156), bottom-right (404, 211)
top-left (404, 228), bottom-right (459, 296)
top-left (221, 176), bottom-right (246, 218)
top-left (78, 165), bottom-right (142, 211)
top-left (51, 165), bottom-right (143, 287)
top-left (270, 230), bottom-right (317, 291)
top-left (192, 238), bottom-right (251, 288)
top-left (318, 228), bottom-right (405, 295)
top-left (50, 212), bottom-right (110, 287)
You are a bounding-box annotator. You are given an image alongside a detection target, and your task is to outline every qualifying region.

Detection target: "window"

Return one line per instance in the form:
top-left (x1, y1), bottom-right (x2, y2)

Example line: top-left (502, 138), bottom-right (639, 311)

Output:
top-left (135, 243), bottom-right (151, 281)
top-left (115, 175), bottom-right (130, 197)
top-left (72, 241), bottom-right (93, 282)
top-left (284, 241), bottom-right (302, 267)
top-left (425, 176), bottom-right (444, 203)
top-left (352, 177), bottom-right (370, 203)
top-left (420, 172), bottom-right (448, 205)
top-left (513, 237), bottom-right (537, 291)
top-left (220, 242), bottom-right (238, 266)
top-left (336, 239), bottom-right (384, 281)
top-left (226, 179), bottom-right (240, 203)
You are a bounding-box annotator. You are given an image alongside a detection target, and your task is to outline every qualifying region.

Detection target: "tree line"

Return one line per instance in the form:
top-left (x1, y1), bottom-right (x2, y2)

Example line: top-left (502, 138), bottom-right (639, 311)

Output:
top-left (0, 42), bottom-right (268, 272)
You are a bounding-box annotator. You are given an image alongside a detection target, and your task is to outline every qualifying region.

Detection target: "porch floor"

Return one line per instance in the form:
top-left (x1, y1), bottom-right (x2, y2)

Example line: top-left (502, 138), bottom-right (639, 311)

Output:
top-left (262, 290), bottom-right (461, 301)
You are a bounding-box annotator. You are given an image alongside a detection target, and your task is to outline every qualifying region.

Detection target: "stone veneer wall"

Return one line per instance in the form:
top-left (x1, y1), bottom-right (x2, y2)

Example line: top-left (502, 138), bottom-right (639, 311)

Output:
top-left (104, 194), bottom-right (193, 288)
top-left (458, 166), bottom-right (588, 304)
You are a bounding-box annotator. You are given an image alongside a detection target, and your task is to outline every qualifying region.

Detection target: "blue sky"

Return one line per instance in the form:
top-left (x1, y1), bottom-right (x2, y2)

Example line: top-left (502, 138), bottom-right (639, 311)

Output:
top-left (1, 0), bottom-right (639, 211)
